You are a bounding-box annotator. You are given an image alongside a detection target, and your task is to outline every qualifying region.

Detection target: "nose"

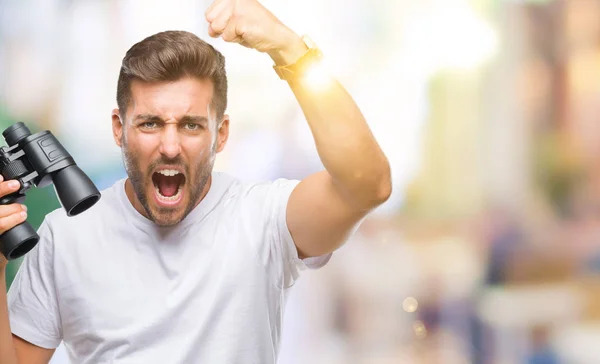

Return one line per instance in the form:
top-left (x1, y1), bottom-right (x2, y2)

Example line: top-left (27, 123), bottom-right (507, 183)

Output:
top-left (158, 123), bottom-right (182, 159)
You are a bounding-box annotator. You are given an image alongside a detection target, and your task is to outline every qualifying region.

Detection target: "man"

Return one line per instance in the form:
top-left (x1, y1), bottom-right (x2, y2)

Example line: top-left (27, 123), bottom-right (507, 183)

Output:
top-left (0, 0), bottom-right (391, 363)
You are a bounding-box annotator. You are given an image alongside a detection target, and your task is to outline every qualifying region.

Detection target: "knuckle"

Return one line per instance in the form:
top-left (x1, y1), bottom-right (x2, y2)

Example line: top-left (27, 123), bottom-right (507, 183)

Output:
top-left (235, 21), bottom-right (247, 34)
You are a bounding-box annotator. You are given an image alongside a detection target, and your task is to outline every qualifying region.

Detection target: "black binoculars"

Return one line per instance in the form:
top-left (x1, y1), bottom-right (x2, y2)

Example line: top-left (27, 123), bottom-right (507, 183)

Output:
top-left (0, 122), bottom-right (101, 260)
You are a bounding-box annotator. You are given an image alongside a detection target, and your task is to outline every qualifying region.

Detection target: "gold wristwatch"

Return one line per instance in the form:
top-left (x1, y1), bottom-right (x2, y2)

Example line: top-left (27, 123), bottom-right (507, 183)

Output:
top-left (273, 35), bottom-right (323, 82)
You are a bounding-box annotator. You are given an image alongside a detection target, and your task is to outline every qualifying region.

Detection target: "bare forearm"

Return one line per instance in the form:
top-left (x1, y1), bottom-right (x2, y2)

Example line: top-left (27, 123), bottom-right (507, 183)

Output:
top-left (0, 268), bottom-right (18, 364)
top-left (270, 35), bottom-right (392, 209)
top-left (292, 81), bottom-right (390, 207)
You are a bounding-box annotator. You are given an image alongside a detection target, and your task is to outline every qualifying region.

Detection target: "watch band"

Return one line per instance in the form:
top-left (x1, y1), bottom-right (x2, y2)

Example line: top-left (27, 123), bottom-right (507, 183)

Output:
top-left (273, 35), bottom-right (323, 82)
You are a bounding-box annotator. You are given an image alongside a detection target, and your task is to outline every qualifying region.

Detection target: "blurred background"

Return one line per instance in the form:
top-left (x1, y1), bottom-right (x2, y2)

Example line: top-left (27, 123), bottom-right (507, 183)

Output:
top-left (2, 0), bottom-right (600, 362)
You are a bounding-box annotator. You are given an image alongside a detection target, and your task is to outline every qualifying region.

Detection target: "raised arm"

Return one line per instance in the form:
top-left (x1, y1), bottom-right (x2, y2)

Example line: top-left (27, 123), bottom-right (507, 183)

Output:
top-left (206, 0), bottom-right (391, 257)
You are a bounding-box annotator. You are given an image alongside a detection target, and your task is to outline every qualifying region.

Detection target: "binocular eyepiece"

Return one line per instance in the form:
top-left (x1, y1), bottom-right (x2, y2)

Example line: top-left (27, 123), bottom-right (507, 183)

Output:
top-left (0, 122), bottom-right (101, 260)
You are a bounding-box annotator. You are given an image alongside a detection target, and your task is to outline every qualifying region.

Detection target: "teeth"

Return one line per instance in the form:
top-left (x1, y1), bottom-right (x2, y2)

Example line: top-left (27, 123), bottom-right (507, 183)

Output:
top-left (155, 185), bottom-right (182, 202)
top-left (157, 169), bottom-right (181, 177)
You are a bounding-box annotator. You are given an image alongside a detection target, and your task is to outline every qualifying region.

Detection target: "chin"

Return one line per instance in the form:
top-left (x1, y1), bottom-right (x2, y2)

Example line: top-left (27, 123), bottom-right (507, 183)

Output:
top-left (152, 214), bottom-right (184, 227)
top-left (144, 186), bottom-right (188, 226)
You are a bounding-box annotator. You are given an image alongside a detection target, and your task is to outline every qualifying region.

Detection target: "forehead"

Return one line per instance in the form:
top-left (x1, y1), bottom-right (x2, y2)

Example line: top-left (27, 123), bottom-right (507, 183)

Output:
top-left (129, 76), bottom-right (214, 119)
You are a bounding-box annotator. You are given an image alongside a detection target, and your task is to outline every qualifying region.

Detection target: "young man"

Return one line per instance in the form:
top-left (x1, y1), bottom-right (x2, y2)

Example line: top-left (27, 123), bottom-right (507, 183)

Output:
top-left (0, 0), bottom-right (391, 363)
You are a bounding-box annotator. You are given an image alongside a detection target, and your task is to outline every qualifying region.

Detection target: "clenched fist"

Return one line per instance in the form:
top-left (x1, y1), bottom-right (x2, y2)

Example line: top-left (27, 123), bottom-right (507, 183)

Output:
top-left (205, 0), bottom-right (307, 65)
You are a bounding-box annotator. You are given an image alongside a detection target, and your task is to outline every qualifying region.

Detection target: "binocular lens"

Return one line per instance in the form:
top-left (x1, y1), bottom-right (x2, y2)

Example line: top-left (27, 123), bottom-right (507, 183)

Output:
top-left (52, 165), bottom-right (101, 216)
top-left (2, 223), bottom-right (39, 260)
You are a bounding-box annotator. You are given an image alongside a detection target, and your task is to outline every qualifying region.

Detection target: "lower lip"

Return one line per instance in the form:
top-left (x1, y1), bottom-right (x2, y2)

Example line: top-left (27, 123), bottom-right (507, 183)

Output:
top-left (153, 185), bottom-right (184, 207)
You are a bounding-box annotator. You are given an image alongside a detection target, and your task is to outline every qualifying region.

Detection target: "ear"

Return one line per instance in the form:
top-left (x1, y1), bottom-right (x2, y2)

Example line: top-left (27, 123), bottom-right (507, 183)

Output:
top-left (112, 109), bottom-right (124, 147)
top-left (215, 114), bottom-right (230, 153)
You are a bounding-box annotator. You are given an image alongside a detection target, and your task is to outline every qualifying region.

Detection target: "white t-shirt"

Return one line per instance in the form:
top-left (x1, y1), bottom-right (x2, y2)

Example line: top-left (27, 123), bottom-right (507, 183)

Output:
top-left (7, 172), bottom-right (330, 364)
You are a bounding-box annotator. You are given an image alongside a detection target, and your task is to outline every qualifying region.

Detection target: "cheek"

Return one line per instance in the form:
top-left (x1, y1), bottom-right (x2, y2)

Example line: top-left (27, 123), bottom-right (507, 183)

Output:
top-left (135, 133), bottom-right (161, 146)
top-left (183, 134), bottom-right (213, 157)
top-left (126, 134), bottom-right (158, 166)
top-left (181, 141), bottom-right (214, 173)
top-left (133, 131), bottom-right (162, 148)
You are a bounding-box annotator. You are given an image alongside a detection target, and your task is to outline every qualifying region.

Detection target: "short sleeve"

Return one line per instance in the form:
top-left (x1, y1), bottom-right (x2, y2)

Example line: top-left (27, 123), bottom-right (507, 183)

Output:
top-left (7, 218), bottom-right (62, 349)
top-left (254, 178), bottom-right (332, 289)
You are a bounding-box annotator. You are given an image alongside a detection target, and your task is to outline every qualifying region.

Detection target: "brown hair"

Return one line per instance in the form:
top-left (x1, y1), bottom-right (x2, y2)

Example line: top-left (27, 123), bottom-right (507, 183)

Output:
top-left (116, 30), bottom-right (227, 121)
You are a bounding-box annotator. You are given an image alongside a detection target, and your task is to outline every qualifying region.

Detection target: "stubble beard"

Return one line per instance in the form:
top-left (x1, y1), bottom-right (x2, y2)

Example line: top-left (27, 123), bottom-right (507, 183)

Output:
top-left (121, 135), bottom-right (215, 226)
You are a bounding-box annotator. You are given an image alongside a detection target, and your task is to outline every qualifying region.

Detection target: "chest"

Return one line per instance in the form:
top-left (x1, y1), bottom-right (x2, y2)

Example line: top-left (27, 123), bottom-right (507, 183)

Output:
top-left (53, 219), bottom-right (272, 361)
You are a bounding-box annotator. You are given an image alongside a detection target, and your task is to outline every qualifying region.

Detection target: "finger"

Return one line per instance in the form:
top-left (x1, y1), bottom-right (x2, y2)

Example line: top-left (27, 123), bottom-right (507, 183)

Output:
top-left (0, 204), bottom-right (27, 218)
top-left (205, 0), bottom-right (224, 21)
top-left (221, 21), bottom-right (243, 43)
top-left (208, 24), bottom-right (219, 38)
top-left (0, 180), bottom-right (20, 198)
top-left (0, 210), bottom-right (27, 235)
top-left (208, 11), bottom-right (232, 38)
top-left (205, 0), bottom-right (229, 23)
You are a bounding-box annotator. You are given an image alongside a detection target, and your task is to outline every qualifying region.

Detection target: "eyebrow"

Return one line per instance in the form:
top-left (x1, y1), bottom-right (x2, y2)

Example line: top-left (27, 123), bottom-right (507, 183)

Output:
top-left (134, 114), bottom-right (209, 125)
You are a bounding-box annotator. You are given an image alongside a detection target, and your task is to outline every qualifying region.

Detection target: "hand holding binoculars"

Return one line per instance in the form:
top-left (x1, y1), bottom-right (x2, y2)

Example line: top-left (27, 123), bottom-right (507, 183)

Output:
top-left (0, 122), bottom-right (101, 260)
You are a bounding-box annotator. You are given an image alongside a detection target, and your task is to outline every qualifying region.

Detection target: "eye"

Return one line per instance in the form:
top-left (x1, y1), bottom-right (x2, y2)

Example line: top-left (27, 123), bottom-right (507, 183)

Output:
top-left (183, 123), bottom-right (201, 131)
top-left (140, 121), bottom-right (158, 129)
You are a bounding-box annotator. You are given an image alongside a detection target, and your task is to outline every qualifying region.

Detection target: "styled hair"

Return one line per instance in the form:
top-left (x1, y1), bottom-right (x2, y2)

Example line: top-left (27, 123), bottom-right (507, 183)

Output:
top-left (116, 30), bottom-right (227, 120)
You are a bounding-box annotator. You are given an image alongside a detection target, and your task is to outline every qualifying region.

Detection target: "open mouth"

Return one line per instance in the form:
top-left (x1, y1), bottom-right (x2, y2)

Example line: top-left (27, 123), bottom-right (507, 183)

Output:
top-left (152, 169), bottom-right (186, 203)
